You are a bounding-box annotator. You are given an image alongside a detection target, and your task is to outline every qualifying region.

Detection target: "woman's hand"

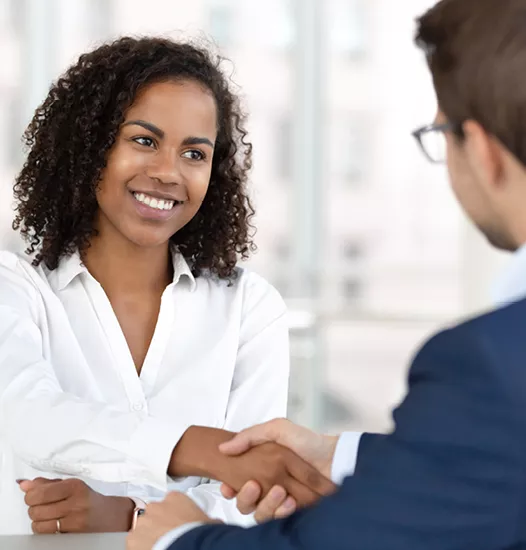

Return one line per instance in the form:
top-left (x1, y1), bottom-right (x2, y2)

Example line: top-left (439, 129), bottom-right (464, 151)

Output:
top-left (169, 426), bottom-right (336, 510)
top-left (19, 478), bottom-right (135, 534)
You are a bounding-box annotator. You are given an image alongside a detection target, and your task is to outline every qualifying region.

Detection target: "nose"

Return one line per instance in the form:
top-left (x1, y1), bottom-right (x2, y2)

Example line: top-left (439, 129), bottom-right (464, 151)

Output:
top-left (145, 148), bottom-right (181, 185)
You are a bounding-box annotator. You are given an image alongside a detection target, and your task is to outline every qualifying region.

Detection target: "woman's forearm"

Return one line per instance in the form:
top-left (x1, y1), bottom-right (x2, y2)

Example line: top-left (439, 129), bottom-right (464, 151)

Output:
top-left (168, 426), bottom-right (234, 479)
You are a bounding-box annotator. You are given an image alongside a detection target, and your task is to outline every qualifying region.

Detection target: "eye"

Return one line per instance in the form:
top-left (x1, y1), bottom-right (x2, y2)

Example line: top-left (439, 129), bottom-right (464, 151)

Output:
top-left (182, 150), bottom-right (205, 161)
top-left (132, 136), bottom-right (156, 148)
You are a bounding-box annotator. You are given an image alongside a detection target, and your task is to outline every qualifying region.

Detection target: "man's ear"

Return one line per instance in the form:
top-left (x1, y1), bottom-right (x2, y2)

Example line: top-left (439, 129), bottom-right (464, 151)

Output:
top-left (462, 120), bottom-right (504, 189)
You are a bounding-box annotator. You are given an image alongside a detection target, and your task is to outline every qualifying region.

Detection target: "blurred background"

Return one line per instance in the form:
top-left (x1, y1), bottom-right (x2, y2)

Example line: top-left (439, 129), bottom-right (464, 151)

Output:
top-left (0, 0), bottom-right (510, 434)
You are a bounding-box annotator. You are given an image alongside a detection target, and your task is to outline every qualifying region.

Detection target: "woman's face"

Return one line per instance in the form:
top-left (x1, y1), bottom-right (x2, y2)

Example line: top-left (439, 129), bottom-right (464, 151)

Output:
top-left (95, 79), bottom-right (217, 249)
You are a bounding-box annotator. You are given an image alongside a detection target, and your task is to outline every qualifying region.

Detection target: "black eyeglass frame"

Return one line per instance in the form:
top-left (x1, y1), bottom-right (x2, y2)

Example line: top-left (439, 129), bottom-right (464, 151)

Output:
top-left (411, 122), bottom-right (457, 164)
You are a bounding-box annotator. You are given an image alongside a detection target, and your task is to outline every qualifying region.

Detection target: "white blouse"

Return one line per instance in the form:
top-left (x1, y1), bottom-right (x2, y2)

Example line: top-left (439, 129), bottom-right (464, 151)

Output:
top-left (0, 249), bottom-right (289, 534)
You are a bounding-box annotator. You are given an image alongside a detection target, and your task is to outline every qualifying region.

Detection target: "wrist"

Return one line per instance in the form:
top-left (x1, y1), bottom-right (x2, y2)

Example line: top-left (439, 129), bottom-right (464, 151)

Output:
top-left (319, 435), bottom-right (340, 478)
top-left (169, 426), bottom-right (235, 479)
top-left (103, 496), bottom-right (136, 532)
top-left (129, 497), bottom-right (147, 531)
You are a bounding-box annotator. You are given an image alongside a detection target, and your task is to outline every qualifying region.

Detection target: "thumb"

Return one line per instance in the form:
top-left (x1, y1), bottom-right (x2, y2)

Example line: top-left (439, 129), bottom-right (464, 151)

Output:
top-left (219, 423), bottom-right (278, 455)
top-left (18, 477), bottom-right (60, 493)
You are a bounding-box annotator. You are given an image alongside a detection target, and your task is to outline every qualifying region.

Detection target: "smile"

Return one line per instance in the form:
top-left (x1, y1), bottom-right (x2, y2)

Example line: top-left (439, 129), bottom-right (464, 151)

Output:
top-left (132, 192), bottom-right (180, 211)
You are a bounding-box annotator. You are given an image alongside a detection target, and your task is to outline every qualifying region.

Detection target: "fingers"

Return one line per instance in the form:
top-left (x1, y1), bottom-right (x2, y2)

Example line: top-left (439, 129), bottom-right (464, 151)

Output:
top-left (235, 481), bottom-right (262, 515)
top-left (28, 499), bottom-right (71, 523)
top-left (219, 426), bottom-right (274, 456)
top-left (282, 477), bottom-right (319, 508)
top-left (31, 513), bottom-right (72, 535)
top-left (285, 455), bottom-right (337, 497)
top-left (18, 477), bottom-right (61, 493)
top-left (22, 479), bottom-right (75, 534)
top-left (275, 496), bottom-right (297, 519)
top-left (32, 519), bottom-right (63, 535)
top-left (253, 485), bottom-right (288, 524)
top-left (220, 484), bottom-right (237, 500)
top-left (219, 419), bottom-right (289, 456)
top-left (234, 481), bottom-right (297, 522)
top-left (24, 479), bottom-right (73, 507)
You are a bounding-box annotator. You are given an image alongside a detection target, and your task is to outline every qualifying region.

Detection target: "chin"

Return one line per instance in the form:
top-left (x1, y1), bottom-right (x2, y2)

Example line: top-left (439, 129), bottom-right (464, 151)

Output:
top-left (480, 226), bottom-right (517, 252)
top-left (125, 231), bottom-right (173, 250)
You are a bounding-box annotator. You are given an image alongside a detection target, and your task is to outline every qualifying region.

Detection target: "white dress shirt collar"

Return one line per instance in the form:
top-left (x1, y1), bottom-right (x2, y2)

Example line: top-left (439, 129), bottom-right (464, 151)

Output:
top-left (45, 246), bottom-right (197, 292)
top-left (491, 243), bottom-right (526, 306)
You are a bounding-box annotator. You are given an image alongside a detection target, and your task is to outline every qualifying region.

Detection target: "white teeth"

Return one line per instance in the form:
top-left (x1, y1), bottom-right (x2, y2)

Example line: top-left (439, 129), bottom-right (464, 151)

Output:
top-left (133, 192), bottom-right (175, 211)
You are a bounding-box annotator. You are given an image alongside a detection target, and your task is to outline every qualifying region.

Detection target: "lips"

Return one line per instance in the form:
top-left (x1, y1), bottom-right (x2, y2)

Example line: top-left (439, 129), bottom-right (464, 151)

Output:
top-left (129, 189), bottom-right (186, 221)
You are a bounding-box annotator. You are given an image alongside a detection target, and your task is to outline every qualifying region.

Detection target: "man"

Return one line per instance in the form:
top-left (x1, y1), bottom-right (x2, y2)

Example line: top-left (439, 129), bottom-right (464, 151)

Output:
top-left (128, 0), bottom-right (526, 548)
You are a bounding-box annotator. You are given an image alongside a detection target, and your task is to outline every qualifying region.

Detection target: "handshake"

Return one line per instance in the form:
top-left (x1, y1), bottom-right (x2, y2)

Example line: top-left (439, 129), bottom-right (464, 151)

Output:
top-left (216, 419), bottom-right (339, 523)
top-left (127, 420), bottom-right (340, 549)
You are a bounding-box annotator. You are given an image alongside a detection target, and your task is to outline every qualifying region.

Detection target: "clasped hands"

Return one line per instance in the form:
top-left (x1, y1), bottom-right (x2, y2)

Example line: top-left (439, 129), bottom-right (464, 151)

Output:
top-left (218, 418), bottom-right (339, 523)
top-left (128, 419), bottom-right (339, 550)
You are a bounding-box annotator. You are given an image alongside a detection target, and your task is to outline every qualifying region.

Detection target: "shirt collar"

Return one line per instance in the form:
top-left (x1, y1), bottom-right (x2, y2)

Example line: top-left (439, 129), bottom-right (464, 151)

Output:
top-left (170, 249), bottom-right (197, 291)
top-left (47, 247), bottom-right (196, 292)
top-left (491, 243), bottom-right (526, 306)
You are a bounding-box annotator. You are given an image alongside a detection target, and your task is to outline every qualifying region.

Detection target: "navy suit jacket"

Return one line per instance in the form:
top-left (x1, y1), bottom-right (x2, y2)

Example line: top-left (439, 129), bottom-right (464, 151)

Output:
top-left (173, 298), bottom-right (526, 550)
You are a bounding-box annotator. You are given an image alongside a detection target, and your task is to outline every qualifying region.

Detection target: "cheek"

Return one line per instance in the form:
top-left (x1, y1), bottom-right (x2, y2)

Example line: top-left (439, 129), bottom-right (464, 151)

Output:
top-left (447, 160), bottom-right (485, 222)
top-left (446, 143), bottom-right (467, 198)
top-left (107, 150), bottom-right (142, 181)
top-left (187, 167), bottom-right (213, 201)
top-left (447, 163), bottom-right (470, 210)
top-left (103, 141), bottom-right (145, 181)
top-left (95, 174), bottom-right (117, 208)
top-left (97, 153), bottom-right (140, 200)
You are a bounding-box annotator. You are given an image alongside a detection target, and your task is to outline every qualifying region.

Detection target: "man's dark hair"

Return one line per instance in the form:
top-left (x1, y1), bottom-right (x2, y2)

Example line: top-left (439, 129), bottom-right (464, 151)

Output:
top-left (13, 36), bottom-right (255, 279)
top-left (416, 0), bottom-right (526, 164)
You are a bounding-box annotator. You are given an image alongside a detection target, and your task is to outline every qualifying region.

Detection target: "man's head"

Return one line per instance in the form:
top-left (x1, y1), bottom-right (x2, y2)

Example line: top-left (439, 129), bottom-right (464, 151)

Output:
top-left (415, 0), bottom-right (526, 251)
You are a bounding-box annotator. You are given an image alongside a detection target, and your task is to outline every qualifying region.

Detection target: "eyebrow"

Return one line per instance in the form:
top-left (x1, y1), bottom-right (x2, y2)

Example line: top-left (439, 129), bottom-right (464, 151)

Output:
top-left (123, 120), bottom-right (164, 138)
top-left (182, 136), bottom-right (215, 149)
top-left (123, 120), bottom-right (215, 149)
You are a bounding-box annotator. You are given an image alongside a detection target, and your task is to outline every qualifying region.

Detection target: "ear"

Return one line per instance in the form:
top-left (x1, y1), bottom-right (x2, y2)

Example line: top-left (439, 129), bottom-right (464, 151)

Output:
top-left (462, 120), bottom-right (504, 190)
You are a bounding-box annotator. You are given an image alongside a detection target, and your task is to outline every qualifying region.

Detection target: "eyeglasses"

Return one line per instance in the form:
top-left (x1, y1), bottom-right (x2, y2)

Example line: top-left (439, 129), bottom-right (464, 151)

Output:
top-left (412, 122), bottom-right (454, 164)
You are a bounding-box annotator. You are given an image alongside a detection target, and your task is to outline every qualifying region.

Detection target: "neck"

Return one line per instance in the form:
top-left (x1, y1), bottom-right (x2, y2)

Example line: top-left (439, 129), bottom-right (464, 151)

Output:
top-left (498, 166), bottom-right (526, 250)
top-left (83, 234), bottom-right (173, 295)
top-left (502, 204), bottom-right (526, 251)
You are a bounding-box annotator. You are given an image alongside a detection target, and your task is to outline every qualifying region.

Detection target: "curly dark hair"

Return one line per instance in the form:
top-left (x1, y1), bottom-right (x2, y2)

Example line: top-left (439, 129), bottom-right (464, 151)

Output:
top-left (13, 36), bottom-right (256, 279)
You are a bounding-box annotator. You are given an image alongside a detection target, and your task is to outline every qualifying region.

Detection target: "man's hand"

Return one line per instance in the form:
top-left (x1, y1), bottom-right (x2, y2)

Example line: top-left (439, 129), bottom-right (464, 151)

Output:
top-left (127, 492), bottom-right (213, 550)
top-left (214, 439), bottom-right (336, 510)
top-left (218, 419), bottom-right (339, 522)
top-left (221, 481), bottom-right (298, 523)
top-left (220, 419), bottom-right (339, 477)
top-left (19, 478), bottom-right (135, 533)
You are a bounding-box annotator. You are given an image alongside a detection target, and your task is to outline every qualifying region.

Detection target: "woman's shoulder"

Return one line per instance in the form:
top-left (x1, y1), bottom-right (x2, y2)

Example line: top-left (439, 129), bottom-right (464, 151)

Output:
top-left (0, 250), bottom-right (47, 293)
top-left (0, 249), bottom-right (23, 268)
top-left (0, 249), bottom-right (42, 273)
top-left (202, 265), bottom-right (277, 294)
top-left (237, 266), bottom-right (281, 296)
top-left (206, 266), bottom-right (287, 318)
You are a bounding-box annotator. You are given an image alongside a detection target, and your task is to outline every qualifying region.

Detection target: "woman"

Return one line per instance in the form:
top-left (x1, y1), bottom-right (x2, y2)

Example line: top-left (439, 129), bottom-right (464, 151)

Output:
top-left (0, 37), bottom-right (331, 535)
